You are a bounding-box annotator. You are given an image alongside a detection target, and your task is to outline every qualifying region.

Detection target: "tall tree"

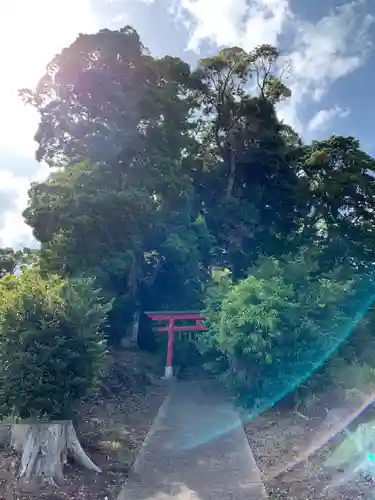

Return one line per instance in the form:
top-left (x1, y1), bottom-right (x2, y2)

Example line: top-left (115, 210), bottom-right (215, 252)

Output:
top-left (22, 26), bottom-right (204, 344)
top-left (191, 45), bottom-right (291, 199)
top-left (20, 26), bottom-right (195, 169)
top-left (21, 25), bottom-right (375, 351)
top-left (190, 45), bottom-right (300, 278)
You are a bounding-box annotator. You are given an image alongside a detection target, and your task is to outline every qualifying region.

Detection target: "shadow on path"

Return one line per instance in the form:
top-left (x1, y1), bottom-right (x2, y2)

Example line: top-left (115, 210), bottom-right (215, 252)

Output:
top-left (118, 379), bottom-right (268, 500)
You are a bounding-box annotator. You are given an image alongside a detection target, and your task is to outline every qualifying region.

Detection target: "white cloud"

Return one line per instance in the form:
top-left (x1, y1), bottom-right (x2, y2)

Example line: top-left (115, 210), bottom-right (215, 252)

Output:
top-left (0, 170), bottom-right (32, 247)
top-left (0, 0), bottom-right (98, 247)
top-left (172, 0), bottom-right (292, 52)
top-left (278, 1), bottom-right (373, 132)
top-left (172, 0), bottom-right (373, 134)
top-left (308, 106), bottom-right (351, 133)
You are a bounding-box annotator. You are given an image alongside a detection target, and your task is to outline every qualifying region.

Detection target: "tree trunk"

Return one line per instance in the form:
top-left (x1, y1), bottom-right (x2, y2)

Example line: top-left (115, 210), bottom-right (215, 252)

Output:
top-left (225, 146), bottom-right (236, 200)
top-left (121, 254), bottom-right (141, 348)
top-left (11, 421), bottom-right (101, 487)
top-left (121, 309), bottom-right (140, 348)
top-left (225, 126), bottom-right (236, 200)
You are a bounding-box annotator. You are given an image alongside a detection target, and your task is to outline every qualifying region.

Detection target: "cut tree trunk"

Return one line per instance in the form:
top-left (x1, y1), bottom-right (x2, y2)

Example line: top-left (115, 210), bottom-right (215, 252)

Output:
top-left (121, 310), bottom-right (140, 348)
top-left (11, 421), bottom-right (101, 487)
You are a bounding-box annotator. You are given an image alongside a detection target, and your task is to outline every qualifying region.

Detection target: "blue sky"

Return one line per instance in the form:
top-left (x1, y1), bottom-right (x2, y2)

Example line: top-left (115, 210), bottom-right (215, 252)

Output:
top-left (0, 0), bottom-right (374, 247)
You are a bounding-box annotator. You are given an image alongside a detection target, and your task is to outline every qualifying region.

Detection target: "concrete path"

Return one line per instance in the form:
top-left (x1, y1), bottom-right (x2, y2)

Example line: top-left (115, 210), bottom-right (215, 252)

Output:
top-left (118, 379), bottom-right (268, 500)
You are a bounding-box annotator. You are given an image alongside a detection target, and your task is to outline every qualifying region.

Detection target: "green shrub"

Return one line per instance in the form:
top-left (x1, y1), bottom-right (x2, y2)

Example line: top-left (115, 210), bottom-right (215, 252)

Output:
top-left (199, 252), bottom-right (364, 410)
top-left (0, 269), bottom-right (112, 420)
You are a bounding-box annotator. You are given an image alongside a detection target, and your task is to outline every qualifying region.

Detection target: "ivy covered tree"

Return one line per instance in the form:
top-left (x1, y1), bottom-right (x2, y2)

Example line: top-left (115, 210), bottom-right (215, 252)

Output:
top-left (0, 268), bottom-right (112, 485)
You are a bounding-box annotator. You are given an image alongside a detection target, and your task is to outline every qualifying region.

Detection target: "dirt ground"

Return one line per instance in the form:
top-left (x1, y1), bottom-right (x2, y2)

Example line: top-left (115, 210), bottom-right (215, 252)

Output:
top-left (4, 351), bottom-right (375, 500)
top-left (245, 390), bottom-right (375, 500)
top-left (0, 349), bottom-right (168, 500)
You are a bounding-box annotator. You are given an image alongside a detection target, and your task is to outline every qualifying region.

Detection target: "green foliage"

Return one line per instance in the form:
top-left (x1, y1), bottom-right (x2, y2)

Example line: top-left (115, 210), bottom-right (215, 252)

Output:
top-left (190, 43), bottom-right (301, 277)
top-left (21, 26), bottom-right (205, 343)
top-left (16, 24), bottom-right (375, 397)
top-left (0, 247), bottom-right (38, 278)
top-left (0, 248), bottom-right (19, 277)
top-left (199, 251), bottom-right (361, 406)
top-left (297, 135), bottom-right (375, 269)
top-left (24, 158), bottom-right (207, 343)
top-left (0, 268), bottom-right (112, 420)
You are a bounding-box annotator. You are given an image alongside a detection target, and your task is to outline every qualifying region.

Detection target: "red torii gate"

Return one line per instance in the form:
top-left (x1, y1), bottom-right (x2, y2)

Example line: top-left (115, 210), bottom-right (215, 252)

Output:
top-left (145, 311), bottom-right (207, 379)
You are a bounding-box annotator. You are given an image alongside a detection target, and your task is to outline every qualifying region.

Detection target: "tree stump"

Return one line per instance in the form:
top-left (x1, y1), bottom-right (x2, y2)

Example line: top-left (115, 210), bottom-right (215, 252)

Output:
top-left (11, 421), bottom-right (101, 487)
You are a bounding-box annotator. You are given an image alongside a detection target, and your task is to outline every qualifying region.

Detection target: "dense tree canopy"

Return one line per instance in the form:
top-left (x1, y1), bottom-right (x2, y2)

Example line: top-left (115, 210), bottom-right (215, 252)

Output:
top-left (18, 25), bottom-right (375, 392)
